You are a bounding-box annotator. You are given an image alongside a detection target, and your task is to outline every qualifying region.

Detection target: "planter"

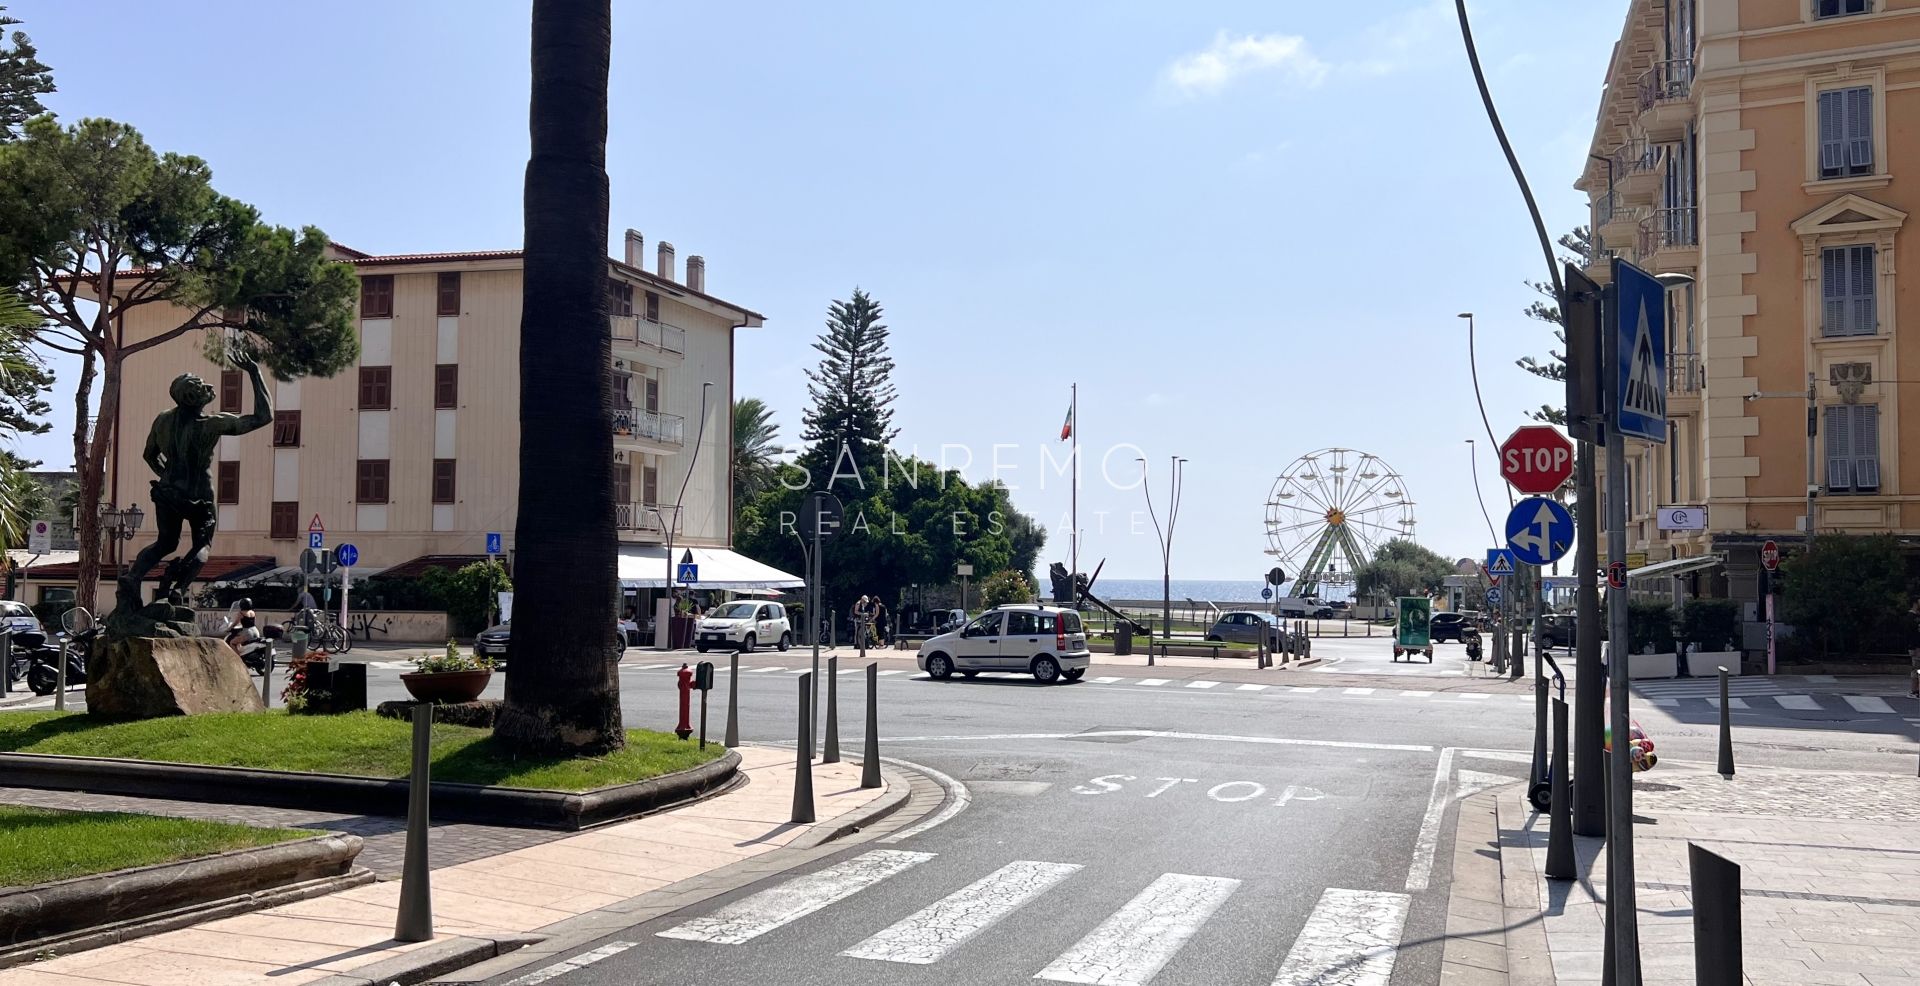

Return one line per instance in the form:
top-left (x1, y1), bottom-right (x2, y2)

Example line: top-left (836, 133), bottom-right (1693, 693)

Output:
top-left (400, 668), bottom-right (493, 703)
top-left (1602, 644), bottom-right (1678, 680)
top-left (1682, 650), bottom-right (1742, 677)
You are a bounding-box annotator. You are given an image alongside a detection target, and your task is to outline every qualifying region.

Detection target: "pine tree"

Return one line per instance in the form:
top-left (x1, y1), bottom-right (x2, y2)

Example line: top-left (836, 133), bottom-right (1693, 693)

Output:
top-left (1514, 226), bottom-right (1591, 426)
top-left (0, 6), bottom-right (53, 140)
top-left (0, 6), bottom-right (51, 465)
top-left (799, 288), bottom-right (898, 486)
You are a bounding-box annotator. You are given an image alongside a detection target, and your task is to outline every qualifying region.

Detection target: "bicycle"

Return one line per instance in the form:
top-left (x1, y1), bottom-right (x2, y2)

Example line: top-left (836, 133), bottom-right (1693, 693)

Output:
top-left (296, 610), bottom-right (352, 653)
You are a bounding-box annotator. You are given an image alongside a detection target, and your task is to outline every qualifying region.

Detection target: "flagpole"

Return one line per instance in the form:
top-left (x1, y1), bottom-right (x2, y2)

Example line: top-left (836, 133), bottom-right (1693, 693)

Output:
top-left (1070, 382), bottom-right (1079, 581)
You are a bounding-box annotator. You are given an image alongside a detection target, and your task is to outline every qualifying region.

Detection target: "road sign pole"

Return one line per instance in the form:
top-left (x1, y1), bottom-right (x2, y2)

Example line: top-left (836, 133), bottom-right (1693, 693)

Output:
top-left (1603, 271), bottom-right (1642, 984)
top-left (1532, 563), bottom-right (1547, 786)
top-left (1572, 289), bottom-right (1607, 841)
top-left (809, 499), bottom-right (822, 760)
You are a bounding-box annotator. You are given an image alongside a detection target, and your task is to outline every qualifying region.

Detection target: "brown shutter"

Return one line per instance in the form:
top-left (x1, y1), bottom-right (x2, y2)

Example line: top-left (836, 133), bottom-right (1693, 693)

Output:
top-left (217, 461), bottom-right (240, 504)
top-left (270, 502), bottom-right (299, 540)
top-left (357, 460), bottom-right (390, 503)
top-left (358, 367), bottom-right (391, 410)
top-left (437, 272), bottom-right (461, 316)
top-left (434, 364), bottom-right (458, 409)
top-left (272, 410), bottom-right (302, 447)
top-left (360, 275), bottom-right (393, 318)
top-left (642, 464), bottom-right (658, 506)
top-left (613, 458), bottom-right (632, 504)
top-left (645, 291), bottom-right (660, 321)
top-left (219, 371), bottom-right (242, 413)
top-left (433, 459), bottom-right (456, 504)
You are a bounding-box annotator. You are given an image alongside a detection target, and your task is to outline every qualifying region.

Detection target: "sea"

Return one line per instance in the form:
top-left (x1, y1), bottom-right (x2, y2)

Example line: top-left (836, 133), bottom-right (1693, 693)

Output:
top-left (1090, 579), bottom-right (1354, 604)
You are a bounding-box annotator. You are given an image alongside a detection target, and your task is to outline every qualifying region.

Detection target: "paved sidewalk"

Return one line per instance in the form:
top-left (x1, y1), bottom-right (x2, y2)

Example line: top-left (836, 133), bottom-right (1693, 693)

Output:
top-left (1498, 761), bottom-right (1920, 986)
top-left (2, 746), bottom-right (900, 986)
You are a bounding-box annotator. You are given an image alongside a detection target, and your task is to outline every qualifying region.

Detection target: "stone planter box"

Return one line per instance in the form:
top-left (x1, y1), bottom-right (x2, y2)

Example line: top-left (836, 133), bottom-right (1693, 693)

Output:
top-left (1603, 644), bottom-right (1678, 679)
top-left (1681, 650), bottom-right (1742, 677)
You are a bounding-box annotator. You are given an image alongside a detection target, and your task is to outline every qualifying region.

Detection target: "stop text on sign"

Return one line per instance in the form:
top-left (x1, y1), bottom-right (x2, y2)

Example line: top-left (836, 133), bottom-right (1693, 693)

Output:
top-left (1498, 425), bottom-right (1576, 495)
top-left (1503, 446), bottom-right (1570, 475)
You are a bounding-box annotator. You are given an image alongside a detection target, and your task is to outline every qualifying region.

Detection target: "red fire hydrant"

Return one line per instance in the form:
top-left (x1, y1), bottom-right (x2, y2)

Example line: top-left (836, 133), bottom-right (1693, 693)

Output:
top-left (674, 663), bottom-right (694, 740)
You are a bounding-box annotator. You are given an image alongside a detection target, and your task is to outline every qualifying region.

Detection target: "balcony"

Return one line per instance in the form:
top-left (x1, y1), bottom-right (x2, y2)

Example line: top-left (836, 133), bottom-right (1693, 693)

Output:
top-left (1637, 57), bottom-right (1693, 140)
top-left (616, 502), bottom-right (680, 539)
top-left (1612, 138), bottom-right (1664, 206)
top-left (1668, 351), bottom-right (1703, 413)
top-left (1595, 192), bottom-right (1643, 250)
top-left (610, 315), bottom-right (687, 367)
top-left (1583, 245), bottom-right (1625, 285)
top-left (613, 406), bottom-right (684, 452)
top-left (1638, 207), bottom-right (1699, 270)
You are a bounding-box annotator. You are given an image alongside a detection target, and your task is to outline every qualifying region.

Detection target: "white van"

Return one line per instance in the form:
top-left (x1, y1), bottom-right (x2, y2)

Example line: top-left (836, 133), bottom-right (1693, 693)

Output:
top-left (1272, 597), bottom-right (1335, 619)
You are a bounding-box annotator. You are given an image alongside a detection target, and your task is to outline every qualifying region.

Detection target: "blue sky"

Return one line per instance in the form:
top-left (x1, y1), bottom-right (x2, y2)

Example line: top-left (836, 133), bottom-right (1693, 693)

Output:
top-left (13, 0), bottom-right (1622, 581)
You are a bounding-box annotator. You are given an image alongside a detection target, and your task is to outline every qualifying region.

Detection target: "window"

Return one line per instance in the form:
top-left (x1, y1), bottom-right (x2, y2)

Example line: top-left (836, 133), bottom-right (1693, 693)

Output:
top-left (607, 278), bottom-right (634, 316)
top-left (1818, 86), bottom-right (1873, 179)
top-left (1825, 404), bottom-right (1881, 494)
top-left (219, 370), bottom-right (241, 413)
top-left (432, 459), bottom-right (456, 504)
top-left (217, 461), bottom-right (240, 504)
top-left (270, 502), bottom-right (299, 540)
top-left (1005, 611), bottom-right (1039, 635)
top-left (358, 366), bottom-right (391, 410)
top-left (360, 274), bottom-right (393, 318)
top-left (1815, 0), bottom-right (1869, 17)
top-left (642, 464), bottom-right (658, 506)
top-left (272, 410), bottom-right (302, 447)
top-left (434, 364), bottom-right (458, 409)
top-left (436, 272), bottom-right (460, 316)
top-left (1821, 245), bottom-right (1877, 336)
top-left (356, 459), bottom-right (390, 503)
top-left (645, 291), bottom-right (660, 321)
top-left (643, 376), bottom-right (659, 412)
top-left (613, 459), bottom-right (632, 504)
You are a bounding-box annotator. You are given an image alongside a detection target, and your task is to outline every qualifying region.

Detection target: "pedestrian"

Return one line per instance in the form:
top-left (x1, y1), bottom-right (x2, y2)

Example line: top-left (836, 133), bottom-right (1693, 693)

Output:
top-left (871, 598), bottom-right (889, 646)
top-left (851, 595), bottom-right (872, 650)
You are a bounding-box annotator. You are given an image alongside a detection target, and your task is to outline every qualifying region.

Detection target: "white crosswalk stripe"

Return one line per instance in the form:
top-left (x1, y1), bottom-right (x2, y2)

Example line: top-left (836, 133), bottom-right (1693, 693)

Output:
top-left (1184, 681), bottom-right (1218, 689)
top-left (1774, 695), bottom-right (1821, 710)
top-left (1344, 688), bottom-right (1376, 696)
top-left (1092, 676), bottom-right (1123, 684)
top-left (746, 666), bottom-right (786, 673)
top-left (1137, 678), bottom-right (1169, 687)
top-left (1706, 697), bottom-right (1751, 709)
top-left (1034, 873), bottom-right (1240, 985)
top-left (1845, 695), bottom-right (1896, 714)
top-left (841, 860), bottom-right (1081, 964)
top-left (656, 849), bottom-right (932, 944)
top-left (1270, 888), bottom-right (1409, 986)
top-left (876, 669), bottom-right (907, 676)
top-left (1237, 683), bottom-right (1269, 692)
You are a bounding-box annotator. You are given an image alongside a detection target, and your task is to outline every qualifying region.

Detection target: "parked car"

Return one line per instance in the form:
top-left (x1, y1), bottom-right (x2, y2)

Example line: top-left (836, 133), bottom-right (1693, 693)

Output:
top-left (0, 600), bottom-right (41, 636)
top-left (933, 608), bottom-right (968, 633)
top-left (1273, 597), bottom-right (1336, 619)
top-left (917, 604), bottom-right (1090, 683)
top-left (1539, 614), bottom-right (1585, 648)
top-left (473, 619), bottom-right (626, 659)
top-left (1428, 612), bottom-right (1470, 643)
top-left (696, 601), bottom-right (792, 653)
top-left (1206, 611), bottom-right (1281, 646)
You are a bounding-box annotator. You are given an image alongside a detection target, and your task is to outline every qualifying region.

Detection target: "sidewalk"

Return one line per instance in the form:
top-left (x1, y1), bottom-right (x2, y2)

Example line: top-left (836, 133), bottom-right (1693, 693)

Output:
top-left (1, 746), bottom-right (908, 986)
top-left (1495, 761), bottom-right (1920, 985)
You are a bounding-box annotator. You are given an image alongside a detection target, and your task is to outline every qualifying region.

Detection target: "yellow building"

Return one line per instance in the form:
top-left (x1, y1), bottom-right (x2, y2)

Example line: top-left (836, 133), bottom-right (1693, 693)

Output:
top-left (1581, 0), bottom-right (1920, 602)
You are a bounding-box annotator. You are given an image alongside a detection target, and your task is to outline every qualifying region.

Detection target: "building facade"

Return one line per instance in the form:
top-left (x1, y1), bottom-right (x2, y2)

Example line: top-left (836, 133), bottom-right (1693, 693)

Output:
top-left (1581, 0), bottom-right (1920, 603)
top-left (82, 229), bottom-right (766, 599)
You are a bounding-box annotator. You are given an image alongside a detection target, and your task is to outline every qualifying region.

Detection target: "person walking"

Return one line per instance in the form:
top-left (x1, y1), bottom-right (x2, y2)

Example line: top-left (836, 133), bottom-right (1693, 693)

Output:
top-left (871, 598), bottom-right (889, 648)
top-left (851, 595), bottom-right (873, 656)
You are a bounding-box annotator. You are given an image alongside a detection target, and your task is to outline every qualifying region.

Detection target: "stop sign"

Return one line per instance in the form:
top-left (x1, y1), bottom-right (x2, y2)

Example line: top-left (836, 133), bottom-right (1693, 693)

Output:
top-left (1761, 539), bottom-right (1780, 571)
top-left (1499, 426), bottom-right (1575, 495)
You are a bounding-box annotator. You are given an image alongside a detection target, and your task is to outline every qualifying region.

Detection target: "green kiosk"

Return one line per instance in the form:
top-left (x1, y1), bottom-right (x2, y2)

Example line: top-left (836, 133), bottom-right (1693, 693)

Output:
top-left (1392, 596), bottom-right (1433, 663)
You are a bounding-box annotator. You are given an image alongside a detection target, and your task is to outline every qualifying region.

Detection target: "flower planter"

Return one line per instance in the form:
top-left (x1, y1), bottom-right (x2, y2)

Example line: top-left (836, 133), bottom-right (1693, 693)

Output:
top-left (1683, 650), bottom-right (1742, 677)
top-left (399, 669), bottom-right (493, 704)
top-left (1602, 644), bottom-right (1679, 679)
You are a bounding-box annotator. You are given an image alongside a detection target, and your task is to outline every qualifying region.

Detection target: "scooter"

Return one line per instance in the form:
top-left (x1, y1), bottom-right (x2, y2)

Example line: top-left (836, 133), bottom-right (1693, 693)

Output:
top-left (1463, 626), bottom-right (1483, 662)
top-left (27, 626), bottom-right (94, 696)
top-left (217, 618), bottom-right (282, 676)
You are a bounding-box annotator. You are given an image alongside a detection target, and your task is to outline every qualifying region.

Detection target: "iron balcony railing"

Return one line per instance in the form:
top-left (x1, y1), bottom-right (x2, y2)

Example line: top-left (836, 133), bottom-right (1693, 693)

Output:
top-left (616, 502), bottom-right (680, 534)
top-left (613, 406), bottom-right (684, 447)
top-left (1668, 352), bottom-right (1703, 394)
top-left (1611, 137), bottom-right (1663, 180)
top-left (610, 315), bottom-right (687, 355)
top-left (1638, 57), bottom-right (1694, 112)
top-left (1594, 190), bottom-right (1619, 226)
top-left (1638, 207), bottom-right (1699, 254)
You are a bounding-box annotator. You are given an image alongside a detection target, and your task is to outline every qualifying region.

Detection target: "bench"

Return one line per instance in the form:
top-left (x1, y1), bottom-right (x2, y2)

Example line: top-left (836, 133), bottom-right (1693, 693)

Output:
top-left (1149, 639), bottom-right (1233, 660)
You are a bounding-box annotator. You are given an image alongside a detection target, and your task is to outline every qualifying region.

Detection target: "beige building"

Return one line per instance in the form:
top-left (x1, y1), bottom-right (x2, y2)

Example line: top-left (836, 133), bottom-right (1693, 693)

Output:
top-left (56, 228), bottom-right (798, 617)
top-left (1580, 0), bottom-right (1920, 602)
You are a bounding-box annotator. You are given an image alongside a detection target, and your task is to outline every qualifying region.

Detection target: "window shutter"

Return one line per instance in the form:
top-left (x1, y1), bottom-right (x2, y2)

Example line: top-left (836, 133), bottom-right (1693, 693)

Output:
top-left (1818, 90), bottom-right (1846, 174)
top-left (1821, 248), bottom-right (1847, 336)
top-left (1845, 86), bottom-right (1873, 171)
top-left (613, 459), bottom-right (632, 504)
top-left (1850, 245), bottom-right (1877, 335)
top-left (1853, 405), bottom-right (1881, 491)
top-left (1824, 406), bottom-right (1852, 491)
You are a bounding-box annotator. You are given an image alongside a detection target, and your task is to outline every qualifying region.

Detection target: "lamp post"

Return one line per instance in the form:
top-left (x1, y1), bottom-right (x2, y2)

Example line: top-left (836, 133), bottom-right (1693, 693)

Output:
top-left (91, 503), bottom-right (146, 577)
top-left (1466, 439), bottom-right (1498, 545)
top-left (1139, 456), bottom-right (1186, 640)
top-left (659, 381), bottom-right (715, 651)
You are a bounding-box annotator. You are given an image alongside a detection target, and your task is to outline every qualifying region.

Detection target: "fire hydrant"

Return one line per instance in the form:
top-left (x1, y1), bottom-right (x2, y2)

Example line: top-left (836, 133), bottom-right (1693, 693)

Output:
top-left (674, 663), bottom-right (694, 740)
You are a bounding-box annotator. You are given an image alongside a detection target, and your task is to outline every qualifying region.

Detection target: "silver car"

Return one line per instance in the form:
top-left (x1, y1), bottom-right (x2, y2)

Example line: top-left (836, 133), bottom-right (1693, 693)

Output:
top-left (1205, 611), bottom-right (1281, 646)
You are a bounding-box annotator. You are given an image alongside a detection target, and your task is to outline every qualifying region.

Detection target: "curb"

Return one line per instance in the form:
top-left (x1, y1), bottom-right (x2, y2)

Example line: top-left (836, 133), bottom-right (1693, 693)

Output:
top-left (786, 765), bottom-right (912, 850)
top-left (0, 749), bottom-right (742, 831)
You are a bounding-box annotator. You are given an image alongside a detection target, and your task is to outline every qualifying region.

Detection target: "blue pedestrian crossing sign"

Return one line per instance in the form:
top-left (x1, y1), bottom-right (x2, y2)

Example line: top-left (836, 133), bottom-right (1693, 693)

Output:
top-left (1485, 586), bottom-right (1505, 608)
top-left (308, 531), bottom-right (324, 551)
top-left (1505, 496), bottom-right (1574, 566)
top-left (1613, 259), bottom-right (1669, 443)
top-left (485, 532), bottom-right (502, 555)
top-left (677, 562), bottom-right (698, 584)
top-left (1485, 549), bottom-right (1516, 578)
top-left (335, 543), bottom-right (358, 568)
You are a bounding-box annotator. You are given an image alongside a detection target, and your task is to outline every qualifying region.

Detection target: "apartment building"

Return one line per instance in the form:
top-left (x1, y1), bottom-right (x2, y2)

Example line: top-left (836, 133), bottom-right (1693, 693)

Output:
top-left (1579, 0), bottom-right (1920, 603)
top-left (53, 228), bottom-right (795, 610)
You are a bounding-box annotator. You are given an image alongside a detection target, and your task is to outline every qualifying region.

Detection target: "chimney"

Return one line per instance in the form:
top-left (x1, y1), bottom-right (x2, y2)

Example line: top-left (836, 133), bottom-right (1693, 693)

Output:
top-left (623, 229), bottom-right (644, 267)
top-left (685, 255), bottom-right (705, 293)
top-left (656, 241), bottom-right (675, 282)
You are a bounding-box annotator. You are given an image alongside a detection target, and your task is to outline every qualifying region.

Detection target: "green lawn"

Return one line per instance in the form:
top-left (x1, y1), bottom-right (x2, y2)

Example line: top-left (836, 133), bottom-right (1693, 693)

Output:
top-left (0, 804), bottom-right (310, 887)
top-left (0, 711), bottom-right (725, 792)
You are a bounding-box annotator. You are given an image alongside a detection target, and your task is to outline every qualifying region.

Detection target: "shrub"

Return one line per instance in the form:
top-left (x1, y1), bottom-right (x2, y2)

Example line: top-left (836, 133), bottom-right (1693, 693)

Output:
top-left (413, 639), bottom-right (494, 674)
top-left (419, 562), bottom-right (512, 635)
top-left (1676, 599), bottom-right (1741, 652)
top-left (1780, 534), bottom-right (1912, 657)
top-left (1626, 600), bottom-right (1675, 654)
top-left (978, 570), bottom-right (1036, 609)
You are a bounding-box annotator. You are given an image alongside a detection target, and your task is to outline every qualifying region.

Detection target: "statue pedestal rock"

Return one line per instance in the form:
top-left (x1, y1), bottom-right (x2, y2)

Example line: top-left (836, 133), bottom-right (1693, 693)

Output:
top-left (87, 636), bottom-right (266, 717)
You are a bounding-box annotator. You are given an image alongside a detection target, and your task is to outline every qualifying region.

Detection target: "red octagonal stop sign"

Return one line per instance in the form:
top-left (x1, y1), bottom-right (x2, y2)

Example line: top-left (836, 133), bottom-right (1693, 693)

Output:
top-left (1500, 426), bottom-right (1575, 495)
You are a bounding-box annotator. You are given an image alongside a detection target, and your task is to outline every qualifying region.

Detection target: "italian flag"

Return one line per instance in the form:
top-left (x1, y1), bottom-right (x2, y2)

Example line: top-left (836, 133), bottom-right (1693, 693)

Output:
top-left (1060, 402), bottom-right (1074, 441)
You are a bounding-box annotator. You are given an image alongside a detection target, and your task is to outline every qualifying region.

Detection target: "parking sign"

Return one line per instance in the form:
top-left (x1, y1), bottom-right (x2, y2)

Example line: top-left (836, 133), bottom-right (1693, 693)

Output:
top-left (308, 531), bottom-right (324, 551)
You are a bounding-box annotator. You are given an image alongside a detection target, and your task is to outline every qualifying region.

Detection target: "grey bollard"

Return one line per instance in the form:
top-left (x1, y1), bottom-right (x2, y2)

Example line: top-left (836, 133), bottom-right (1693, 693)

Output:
top-left (1546, 697), bottom-right (1576, 880)
top-left (792, 673), bottom-right (816, 823)
top-left (1, 633), bottom-right (10, 697)
top-left (824, 655), bottom-right (840, 763)
top-left (724, 653), bottom-right (740, 748)
top-left (1716, 666), bottom-right (1735, 778)
top-left (260, 642), bottom-right (274, 706)
top-left (1688, 844), bottom-right (1741, 986)
top-left (862, 662), bottom-right (881, 789)
top-left (54, 638), bottom-right (68, 712)
top-left (394, 702), bottom-right (434, 942)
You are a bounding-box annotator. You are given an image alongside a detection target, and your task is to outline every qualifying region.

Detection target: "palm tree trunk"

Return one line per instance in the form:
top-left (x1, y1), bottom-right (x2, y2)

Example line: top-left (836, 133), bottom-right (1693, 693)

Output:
top-left (493, 0), bottom-right (623, 755)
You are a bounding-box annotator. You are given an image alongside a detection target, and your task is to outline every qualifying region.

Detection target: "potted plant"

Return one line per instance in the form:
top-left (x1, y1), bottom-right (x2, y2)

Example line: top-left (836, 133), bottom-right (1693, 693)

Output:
top-left (400, 640), bottom-right (496, 703)
top-left (1677, 599), bottom-right (1743, 677)
top-left (1622, 600), bottom-right (1679, 679)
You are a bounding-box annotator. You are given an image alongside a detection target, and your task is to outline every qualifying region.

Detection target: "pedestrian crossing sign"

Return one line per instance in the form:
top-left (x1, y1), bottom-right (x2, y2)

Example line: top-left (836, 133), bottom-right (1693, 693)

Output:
top-left (1613, 258), bottom-right (1668, 443)
top-left (1485, 549), bottom-right (1516, 577)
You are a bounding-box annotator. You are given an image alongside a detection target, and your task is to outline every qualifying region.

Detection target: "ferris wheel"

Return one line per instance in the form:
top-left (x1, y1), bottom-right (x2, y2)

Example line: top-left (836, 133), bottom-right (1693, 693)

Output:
top-left (1264, 448), bottom-right (1416, 599)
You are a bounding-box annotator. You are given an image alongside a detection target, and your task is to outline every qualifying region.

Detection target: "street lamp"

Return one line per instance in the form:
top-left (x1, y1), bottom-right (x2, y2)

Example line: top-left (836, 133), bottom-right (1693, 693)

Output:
top-left (659, 381), bottom-right (715, 651)
top-left (88, 503), bottom-right (146, 575)
top-left (1138, 456), bottom-right (1186, 641)
top-left (1466, 439), bottom-right (1498, 544)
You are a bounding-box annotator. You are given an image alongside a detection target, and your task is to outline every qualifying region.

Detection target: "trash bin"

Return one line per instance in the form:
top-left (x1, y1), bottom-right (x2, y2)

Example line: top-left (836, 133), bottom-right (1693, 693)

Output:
top-left (288, 629), bottom-right (310, 663)
top-left (1112, 626), bottom-right (1133, 657)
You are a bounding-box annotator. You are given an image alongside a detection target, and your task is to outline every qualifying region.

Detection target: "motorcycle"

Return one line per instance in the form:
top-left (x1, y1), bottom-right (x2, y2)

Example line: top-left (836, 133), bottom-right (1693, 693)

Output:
top-left (1463, 626), bottom-right (1484, 662)
top-left (217, 616), bottom-right (283, 676)
top-left (2, 626), bottom-right (41, 686)
top-left (27, 626), bottom-right (94, 696)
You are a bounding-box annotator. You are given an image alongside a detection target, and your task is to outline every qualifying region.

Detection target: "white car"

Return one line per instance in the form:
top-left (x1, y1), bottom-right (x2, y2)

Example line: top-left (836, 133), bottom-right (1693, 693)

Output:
top-left (696, 601), bottom-right (792, 653)
top-left (915, 605), bottom-right (1090, 684)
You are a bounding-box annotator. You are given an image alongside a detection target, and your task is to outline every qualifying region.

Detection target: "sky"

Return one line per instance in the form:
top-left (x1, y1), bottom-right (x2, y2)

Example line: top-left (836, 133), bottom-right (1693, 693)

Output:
top-left (10, 0), bottom-right (1623, 582)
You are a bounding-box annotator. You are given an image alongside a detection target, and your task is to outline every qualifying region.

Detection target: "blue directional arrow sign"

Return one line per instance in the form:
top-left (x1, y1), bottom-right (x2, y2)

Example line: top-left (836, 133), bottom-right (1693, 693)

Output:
top-left (1504, 496), bottom-right (1575, 566)
top-left (1260, 586), bottom-right (1273, 600)
top-left (1485, 549), bottom-right (1516, 578)
top-left (1485, 586), bottom-right (1505, 608)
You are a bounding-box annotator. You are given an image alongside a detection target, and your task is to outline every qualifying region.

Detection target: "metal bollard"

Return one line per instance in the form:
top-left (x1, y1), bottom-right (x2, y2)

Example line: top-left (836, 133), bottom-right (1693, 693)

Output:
top-left (1546, 697), bottom-right (1575, 880)
top-left (1, 633), bottom-right (10, 697)
top-left (724, 653), bottom-right (740, 748)
top-left (824, 656), bottom-right (841, 764)
top-left (1716, 666), bottom-right (1735, 778)
top-left (259, 642), bottom-right (274, 706)
top-left (792, 673), bottom-right (816, 823)
top-left (394, 702), bottom-right (434, 942)
top-left (1688, 844), bottom-right (1742, 986)
top-left (54, 638), bottom-right (68, 712)
top-left (862, 662), bottom-right (881, 789)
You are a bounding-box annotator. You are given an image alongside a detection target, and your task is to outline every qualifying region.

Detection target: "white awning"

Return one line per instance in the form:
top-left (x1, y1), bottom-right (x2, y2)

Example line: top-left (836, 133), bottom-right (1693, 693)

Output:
top-left (6, 550), bottom-right (78, 570)
top-left (617, 545), bottom-right (805, 590)
top-left (1626, 554), bottom-right (1722, 581)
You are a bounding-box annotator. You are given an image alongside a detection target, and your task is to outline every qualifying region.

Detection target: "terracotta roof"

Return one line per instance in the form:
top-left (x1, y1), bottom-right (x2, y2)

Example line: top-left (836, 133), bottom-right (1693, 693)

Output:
top-left (22, 554), bottom-right (277, 583)
top-left (348, 250), bottom-right (523, 266)
top-left (380, 554), bottom-right (498, 579)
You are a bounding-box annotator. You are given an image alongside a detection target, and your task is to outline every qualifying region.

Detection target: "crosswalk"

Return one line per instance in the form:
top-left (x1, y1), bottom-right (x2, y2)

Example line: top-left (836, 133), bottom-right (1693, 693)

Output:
top-left (654, 849), bottom-right (1410, 985)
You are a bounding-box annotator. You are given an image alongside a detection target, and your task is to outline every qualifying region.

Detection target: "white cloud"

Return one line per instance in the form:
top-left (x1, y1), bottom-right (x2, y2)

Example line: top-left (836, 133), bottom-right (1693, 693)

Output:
top-left (1161, 32), bottom-right (1328, 98)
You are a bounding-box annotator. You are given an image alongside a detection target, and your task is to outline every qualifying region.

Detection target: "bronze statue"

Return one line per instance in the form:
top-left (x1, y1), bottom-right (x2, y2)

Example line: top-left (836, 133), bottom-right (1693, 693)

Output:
top-left (111, 355), bottom-right (272, 633)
